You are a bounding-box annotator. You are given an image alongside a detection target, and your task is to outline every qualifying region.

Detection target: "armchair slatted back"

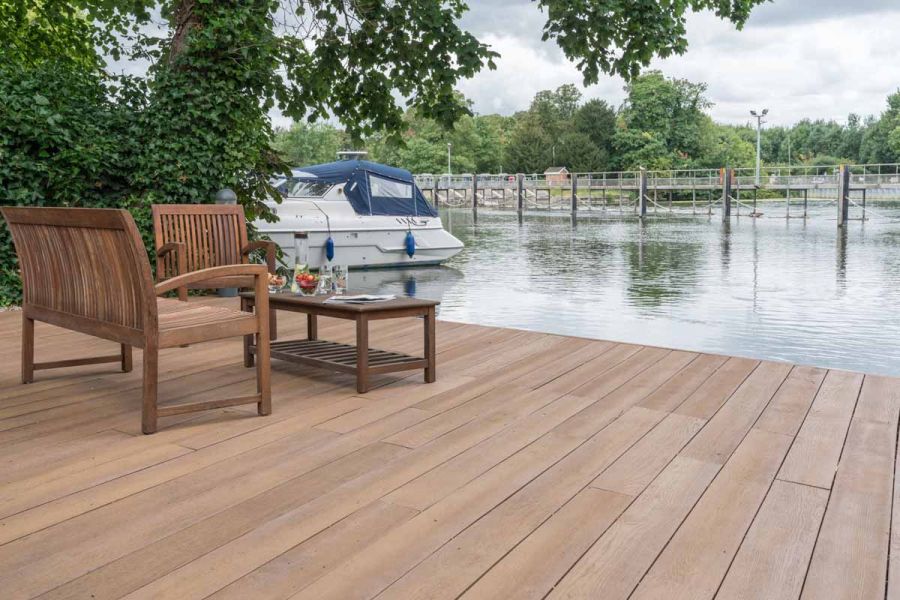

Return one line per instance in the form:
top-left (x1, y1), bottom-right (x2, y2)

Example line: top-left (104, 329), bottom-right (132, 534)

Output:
top-left (152, 204), bottom-right (249, 280)
top-left (2, 207), bottom-right (156, 339)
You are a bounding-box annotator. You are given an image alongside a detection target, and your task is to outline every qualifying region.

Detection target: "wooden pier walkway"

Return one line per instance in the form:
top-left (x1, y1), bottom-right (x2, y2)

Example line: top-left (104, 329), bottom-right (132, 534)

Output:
top-left (0, 297), bottom-right (898, 599)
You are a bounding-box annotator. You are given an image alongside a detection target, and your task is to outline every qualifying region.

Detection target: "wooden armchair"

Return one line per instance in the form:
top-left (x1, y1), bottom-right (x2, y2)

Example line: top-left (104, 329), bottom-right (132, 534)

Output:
top-left (2, 206), bottom-right (271, 434)
top-left (151, 204), bottom-right (277, 338)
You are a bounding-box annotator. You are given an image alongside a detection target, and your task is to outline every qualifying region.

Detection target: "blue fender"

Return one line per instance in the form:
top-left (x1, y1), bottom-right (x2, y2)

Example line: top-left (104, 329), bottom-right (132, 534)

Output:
top-left (325, 236), bottom-right (335, 261)
top-left (404, 231), bottom-right (416, 258)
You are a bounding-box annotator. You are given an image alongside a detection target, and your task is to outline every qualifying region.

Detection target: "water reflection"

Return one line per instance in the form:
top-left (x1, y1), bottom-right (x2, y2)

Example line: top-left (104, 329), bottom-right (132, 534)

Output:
top-left (720, 221), bottom-right (731, 272)
top-left (353, 205), bottom-right (900, 376)
top-left (352, 266), bottom-right (464, 303)
top-left (622, 222), bottom-right (703, 308)
top-left (836, 228), bottom-right (848, 291)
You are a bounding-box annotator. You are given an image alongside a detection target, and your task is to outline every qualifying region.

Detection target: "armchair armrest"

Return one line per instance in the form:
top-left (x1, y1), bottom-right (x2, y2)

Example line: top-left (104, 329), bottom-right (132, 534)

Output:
top-left (156, 241), bottom-right (187, 279)
top-left (241, 240), bottom-right (277, 273)
top-left (155, 264), bottom-right (267, 296)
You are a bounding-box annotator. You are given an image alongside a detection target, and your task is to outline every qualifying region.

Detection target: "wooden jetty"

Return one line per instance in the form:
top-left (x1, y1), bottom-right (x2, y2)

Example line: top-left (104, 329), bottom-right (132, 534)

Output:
top-left (419, 162), bottom-right (900, 225)
top-left (0, 296), bottom-right (898, 599)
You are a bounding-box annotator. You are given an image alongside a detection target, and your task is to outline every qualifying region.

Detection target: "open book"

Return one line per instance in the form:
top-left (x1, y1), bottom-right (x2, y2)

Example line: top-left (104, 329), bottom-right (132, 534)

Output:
top-left (324, 294), bottom-right (396, 304)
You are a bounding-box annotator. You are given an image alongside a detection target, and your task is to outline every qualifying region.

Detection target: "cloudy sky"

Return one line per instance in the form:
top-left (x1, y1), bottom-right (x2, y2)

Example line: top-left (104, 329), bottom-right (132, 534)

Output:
top-left (453, 0), bottom-right (900, 127)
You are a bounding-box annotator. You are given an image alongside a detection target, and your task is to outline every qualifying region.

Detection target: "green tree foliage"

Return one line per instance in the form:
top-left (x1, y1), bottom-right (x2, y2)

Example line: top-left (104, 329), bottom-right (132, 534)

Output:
top-left (504, 111), bottom-right (556, 173)
top-left (860, 92), bottom-right (900, 164)
top-left (696, 118), bottom-right (755, 169)
top-left (366, 107), bottom-right (506, 174)
top-left (574, 99), bottom-right (616, 167)
top-left (613, 71), bottom-right (711, 169)
top-left (273, 122), bottom-right (348, 166)
top-left (504, 84), bottom-right (610, 173)
top-left (538, 0), bottom-right (766, 80)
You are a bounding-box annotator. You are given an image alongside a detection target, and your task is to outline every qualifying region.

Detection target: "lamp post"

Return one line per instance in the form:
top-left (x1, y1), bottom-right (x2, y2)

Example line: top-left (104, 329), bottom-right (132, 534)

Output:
top-left (750, 108), bottom-right (768, 186)
top-left (447, 143), bottom-right (452, 178)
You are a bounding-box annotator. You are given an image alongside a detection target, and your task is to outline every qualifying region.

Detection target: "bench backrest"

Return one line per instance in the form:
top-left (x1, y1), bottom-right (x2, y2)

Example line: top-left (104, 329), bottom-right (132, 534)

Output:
top-left (151, 204), bottom-right (249, 280)
top-left (2, 207), bottom-right (156, 339)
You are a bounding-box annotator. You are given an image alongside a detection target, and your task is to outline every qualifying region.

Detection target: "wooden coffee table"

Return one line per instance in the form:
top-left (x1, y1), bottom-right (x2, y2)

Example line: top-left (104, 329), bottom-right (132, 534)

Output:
top-left (240, 292), bottom-right (438, 393)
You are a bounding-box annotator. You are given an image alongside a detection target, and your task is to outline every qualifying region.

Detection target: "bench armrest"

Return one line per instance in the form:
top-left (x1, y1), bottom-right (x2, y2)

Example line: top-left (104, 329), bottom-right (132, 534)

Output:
top-left (155, 264), bottom-right (267, 296)
top-left (241, 240), bottom-right (277, 273)
top-left (157, 241), bottom-right (185, 258)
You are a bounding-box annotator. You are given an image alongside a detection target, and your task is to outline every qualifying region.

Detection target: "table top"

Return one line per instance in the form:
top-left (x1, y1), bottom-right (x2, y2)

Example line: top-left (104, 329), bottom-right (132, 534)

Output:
top-left (240, 291), bottom-right (439, 313)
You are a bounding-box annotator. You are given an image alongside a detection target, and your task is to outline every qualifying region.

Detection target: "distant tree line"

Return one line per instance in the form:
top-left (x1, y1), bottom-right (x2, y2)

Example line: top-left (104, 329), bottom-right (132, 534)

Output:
top-left (274, 71), bottom-right (900, 174)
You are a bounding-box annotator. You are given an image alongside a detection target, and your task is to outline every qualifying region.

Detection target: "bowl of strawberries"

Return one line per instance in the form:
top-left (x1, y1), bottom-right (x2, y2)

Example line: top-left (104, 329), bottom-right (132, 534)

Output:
top-left (295, 272), bottom-right (320, 296)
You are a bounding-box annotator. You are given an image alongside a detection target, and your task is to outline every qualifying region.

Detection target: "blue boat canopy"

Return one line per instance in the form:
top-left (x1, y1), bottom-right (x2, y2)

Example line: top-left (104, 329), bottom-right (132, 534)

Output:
top-left (277, 160), bottom-right (438, 218)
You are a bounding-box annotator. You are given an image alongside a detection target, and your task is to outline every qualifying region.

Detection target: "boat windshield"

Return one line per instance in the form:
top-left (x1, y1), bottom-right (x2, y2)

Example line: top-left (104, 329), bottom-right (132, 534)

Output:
top-left (279, 179), bottom-right (332, 198)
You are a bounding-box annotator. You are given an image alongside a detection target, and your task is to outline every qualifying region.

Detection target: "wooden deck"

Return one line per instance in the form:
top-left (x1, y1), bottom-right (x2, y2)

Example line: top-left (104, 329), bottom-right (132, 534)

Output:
top-left (1, 297), bottom-right (898, 599)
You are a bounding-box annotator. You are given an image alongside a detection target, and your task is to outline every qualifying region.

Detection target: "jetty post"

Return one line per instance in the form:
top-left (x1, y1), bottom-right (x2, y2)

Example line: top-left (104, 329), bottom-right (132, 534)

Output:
top-left (432, 178), bottom-right (440, 208)
top-left (571, 173), bottom-right (578, 216)
top-left (638, 168), bottom-right (648, 218)
top-left (721, 167), bottom-right (733, 221)
top-left (516, 173), bottom-right (525, 220)
top-left (471, 174), bottom-right (478, 220)
top-left (837, 164), bottom-right (850, 227)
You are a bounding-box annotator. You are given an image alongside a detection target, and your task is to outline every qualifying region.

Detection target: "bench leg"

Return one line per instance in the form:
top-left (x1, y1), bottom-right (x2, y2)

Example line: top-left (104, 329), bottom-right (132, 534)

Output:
top-left (425, 307), bottom-right (436, 383)
top-left (121, 344), bottom-right (133, 373)
top-left (142, 345), bottom-right (159, 435)
top-left (356, 315), bottom-right (369, 394)
top-left (22, 314), bottom-right (34, 384)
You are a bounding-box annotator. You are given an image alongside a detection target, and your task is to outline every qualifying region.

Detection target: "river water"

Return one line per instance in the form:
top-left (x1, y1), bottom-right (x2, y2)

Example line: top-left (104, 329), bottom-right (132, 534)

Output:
top-left (353, 202), bottom-right (900, 376)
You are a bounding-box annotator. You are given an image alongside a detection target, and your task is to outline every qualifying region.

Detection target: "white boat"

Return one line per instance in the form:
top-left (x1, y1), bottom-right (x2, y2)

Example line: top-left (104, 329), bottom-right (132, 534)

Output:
top-left (255, 160), bottom-right (464, 269)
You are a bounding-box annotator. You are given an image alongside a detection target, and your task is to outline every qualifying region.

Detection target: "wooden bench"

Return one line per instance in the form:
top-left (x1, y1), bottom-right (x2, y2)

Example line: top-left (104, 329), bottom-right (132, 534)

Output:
top-left (2, 206), bottom-right (272, 434)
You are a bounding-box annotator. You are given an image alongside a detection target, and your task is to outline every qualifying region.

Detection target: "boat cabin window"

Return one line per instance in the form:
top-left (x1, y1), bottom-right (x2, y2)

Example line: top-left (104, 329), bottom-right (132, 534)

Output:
top-left (280, 179), bottom-right (332, 198)
top-left (369, 175), bottom-right (412, 199)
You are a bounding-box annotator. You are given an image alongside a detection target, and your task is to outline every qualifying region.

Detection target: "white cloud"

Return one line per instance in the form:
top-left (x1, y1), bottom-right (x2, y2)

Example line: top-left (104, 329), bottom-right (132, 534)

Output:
top-left (456, 33), bottom-right (627, 115)
top-left (459, 1), bottom-right (900, 126)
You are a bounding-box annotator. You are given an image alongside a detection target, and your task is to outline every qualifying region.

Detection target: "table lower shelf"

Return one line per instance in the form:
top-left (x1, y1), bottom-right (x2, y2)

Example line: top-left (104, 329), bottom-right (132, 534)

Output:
top-left (251, 339), bottom-right (428, 375)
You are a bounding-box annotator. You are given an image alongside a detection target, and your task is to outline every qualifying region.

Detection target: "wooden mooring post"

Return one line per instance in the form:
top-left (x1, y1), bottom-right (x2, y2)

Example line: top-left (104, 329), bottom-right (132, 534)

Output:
top-left (432, 178), bottom-right (439, 208)
top-left (638, 168), bottom-right (648, 218)
top-left (571, 174), bottom-right (578, 216)
top-left (837, 164), bottom-right (850, 227)
top-left (471, 174), bottom-right (478, 220)
top-left (721, 167), bottom-right (733, 221)
top-left (516, 173), bottom-right (525, 220)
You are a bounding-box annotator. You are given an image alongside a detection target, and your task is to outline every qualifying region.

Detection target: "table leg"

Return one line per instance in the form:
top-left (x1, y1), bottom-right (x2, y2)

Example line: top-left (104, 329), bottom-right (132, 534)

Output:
top-left (425, 307), bottom-right (436, 383)
top-left (307, 313), bottom-right (318, 341)
top-left (241, 296), bottom-right (255, 367)
top-left (356, 314), bottom-right (369, 393)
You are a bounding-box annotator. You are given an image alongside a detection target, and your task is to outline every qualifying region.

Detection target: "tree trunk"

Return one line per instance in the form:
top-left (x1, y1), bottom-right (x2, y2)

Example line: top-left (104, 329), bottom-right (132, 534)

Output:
top-left (168, 0), bottom-right (199, 63)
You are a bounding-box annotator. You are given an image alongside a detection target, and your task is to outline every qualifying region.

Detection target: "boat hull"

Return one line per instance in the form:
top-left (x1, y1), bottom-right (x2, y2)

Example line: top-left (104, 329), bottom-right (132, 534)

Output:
top-left (255, 208), bottom-right (462, 270)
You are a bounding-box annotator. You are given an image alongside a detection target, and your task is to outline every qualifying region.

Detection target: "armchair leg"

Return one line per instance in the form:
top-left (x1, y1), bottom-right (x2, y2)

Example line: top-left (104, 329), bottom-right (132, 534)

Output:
top-left (241, 296), bottom-right (254, 367)
top-left (257, 340), bottom-right (271, 415)
top-left (142, 344), bottom-right (159, 434)
top-left (22, 314), bottom-right (34, 384)
top-left (255, 301), bottom-right (272, 417)
top-left (269, 309), bottom-right (278, 341)
top-left (121, 344), bottom-right (133, 373)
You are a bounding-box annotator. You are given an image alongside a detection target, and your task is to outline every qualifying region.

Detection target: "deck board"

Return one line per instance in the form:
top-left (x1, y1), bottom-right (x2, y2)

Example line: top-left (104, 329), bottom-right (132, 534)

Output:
top-left (0, 298), bottom-right (898, 599)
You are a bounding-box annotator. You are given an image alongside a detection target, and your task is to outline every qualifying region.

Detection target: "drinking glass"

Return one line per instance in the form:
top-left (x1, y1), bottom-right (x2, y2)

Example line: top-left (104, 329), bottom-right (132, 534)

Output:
top-left (332, 265), bottom-right (348, 294)
top-left (317, 265), bottom-right (332, 295)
